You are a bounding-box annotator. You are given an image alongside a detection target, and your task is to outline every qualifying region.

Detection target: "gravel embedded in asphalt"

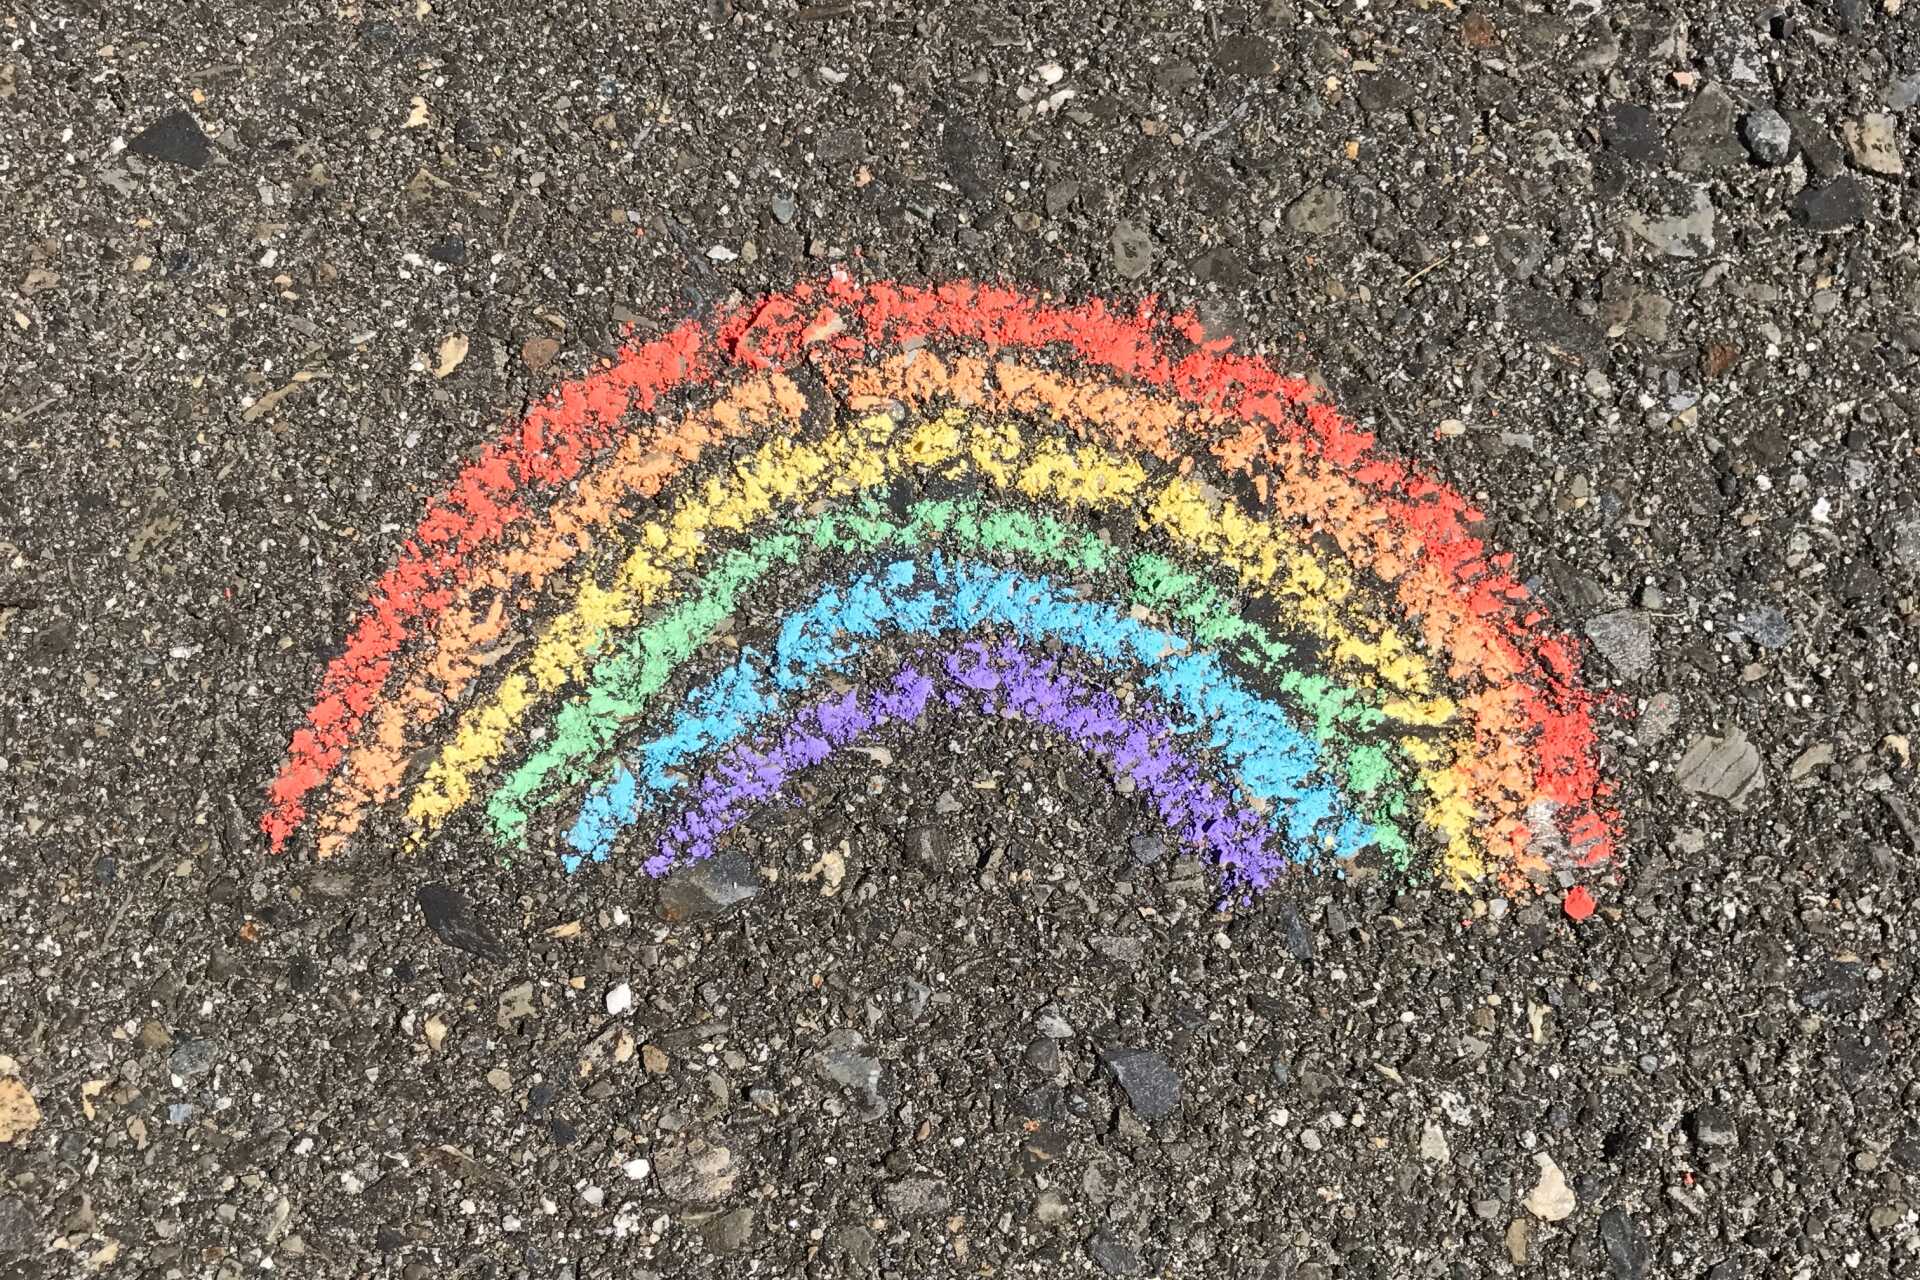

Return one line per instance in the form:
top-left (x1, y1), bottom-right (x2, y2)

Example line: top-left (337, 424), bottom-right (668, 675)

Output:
top-left (2, 3), bottom-right (1917, 1277)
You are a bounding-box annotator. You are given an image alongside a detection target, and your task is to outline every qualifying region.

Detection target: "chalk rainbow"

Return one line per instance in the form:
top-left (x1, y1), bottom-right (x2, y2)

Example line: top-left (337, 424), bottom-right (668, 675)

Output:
top-left (262, 276), bottom-right (1616, 901)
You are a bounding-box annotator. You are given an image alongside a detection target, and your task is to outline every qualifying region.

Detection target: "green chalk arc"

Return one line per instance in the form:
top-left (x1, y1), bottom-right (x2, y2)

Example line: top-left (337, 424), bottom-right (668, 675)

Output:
top-left (482, 490), bottom-right (1443, 868)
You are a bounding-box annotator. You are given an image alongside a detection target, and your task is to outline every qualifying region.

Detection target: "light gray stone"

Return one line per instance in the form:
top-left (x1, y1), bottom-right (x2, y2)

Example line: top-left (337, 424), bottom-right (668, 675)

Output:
top-left (1284, 185), bottom-right (1347, 235)
top-left (1111, 220), bottom-right (1153, 280)
top-left (1585, 609), bottom-right (1654, 679)
top-left (1628, 186), bottom-right (1715, 258)
top-left (1675, 727), bottom-right (1763, 806)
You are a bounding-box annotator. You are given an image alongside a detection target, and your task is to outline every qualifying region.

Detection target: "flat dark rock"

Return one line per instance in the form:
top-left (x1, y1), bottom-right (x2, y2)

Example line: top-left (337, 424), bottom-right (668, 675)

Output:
top-left (1212, 33), bottom-right (1278, 77)
top-left (658, 848), bottom-right (763, 921)
top-left (128, 109), bottom-right (212, 170)
top-left (1668, 84), bottom-right (1746, 172)
top-left (1099, 1046), bottom-right (1182, 1118)
top-left (417, 882), bottom-right (505, 960)
top-left (1087, 1229), bottom-right (1144, 1275)
top-left (1781, 109), bottom-right (1847, 177)
top-left (1597, 1207), bottom-right (1650, 1279)
top-left (1602, 104), bottom-right (1667, 166)
top-left (1791, 176), bottom-right (1870, 230)
top-left (1276, 901), bottom-right (1315, 962)
top-left (1355, 75), bottom-right (1414, 113)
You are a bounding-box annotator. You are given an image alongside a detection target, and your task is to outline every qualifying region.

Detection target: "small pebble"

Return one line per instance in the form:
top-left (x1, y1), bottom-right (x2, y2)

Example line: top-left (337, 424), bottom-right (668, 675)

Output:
top-left (1524, 1153), bottom-right (1578, 1221)
top-left (1740, 108), bottom-right (1793, 165)
top-left (1034, 1006), bottom-right (1075, 1039)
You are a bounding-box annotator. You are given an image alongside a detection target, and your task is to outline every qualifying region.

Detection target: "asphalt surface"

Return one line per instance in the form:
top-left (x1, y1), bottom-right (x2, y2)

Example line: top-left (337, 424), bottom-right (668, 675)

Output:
top-left (3, 2), bottom-right (1919, 1277)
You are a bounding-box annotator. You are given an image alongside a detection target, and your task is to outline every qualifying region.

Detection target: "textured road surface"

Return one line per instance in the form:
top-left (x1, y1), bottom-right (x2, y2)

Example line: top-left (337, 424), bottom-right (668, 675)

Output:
top-left (2, 2), bottom-right (1918, 1277)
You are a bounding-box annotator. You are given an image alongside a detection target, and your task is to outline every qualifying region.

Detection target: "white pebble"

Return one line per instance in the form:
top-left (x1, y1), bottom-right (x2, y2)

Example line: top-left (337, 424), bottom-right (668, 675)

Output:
top-left (606, 982), bottom-right (633, 1016)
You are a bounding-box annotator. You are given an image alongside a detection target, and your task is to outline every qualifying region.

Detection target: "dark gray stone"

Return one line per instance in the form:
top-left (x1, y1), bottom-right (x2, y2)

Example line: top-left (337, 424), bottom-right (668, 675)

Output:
top-left (1213, 33), bottom-right (1278, 77)
top-left (1510, 289), bottom-right (1607, 362)
top-left (937, 110), bottom-right (1003, 202)
top-left (1797, 960), bottom-right (1865, 1014)
top-left (1690, 1105), bottom-right (1739, 1148)
top-left (0, 1195), bottom-right (36, 1252)
top-left (417, 882), bottom-right (506, 960)
top-left (1740, 108), bottom-right (1793, 166)
top-left (1838, 1025), bottom-right (1890, 1085)
top-left (702, 1207), bottom-right (753, 1253)
top-left (169, 1038), bottom-right (218, 1081)
top-left (1086, 1228), bottom-right (1143, 1276)
top-left (1781, 112), bottom-right (1847, 178)
top-left (1355, 75), bottom-right (1413, 114)
top-left (1127, 832), bottom-right (1165, 865)
top-left (1669, 83), bottom-right (1745, 172)
top-left (1791, 176), bottom-right (1870, 230)
top-left (128, 109), bottom-right (212, 170)
top-left (1597, 1207), bottom-right (1650, 1279)
top-left (1602, 103), bottom-right (1667, 166)
top-left (1099, 1046), bottom-right (1182, 1118)
top-left (658, 849), bottom-right (762, 921)
top-left (1276, 901), bottom-right (1315, 962)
